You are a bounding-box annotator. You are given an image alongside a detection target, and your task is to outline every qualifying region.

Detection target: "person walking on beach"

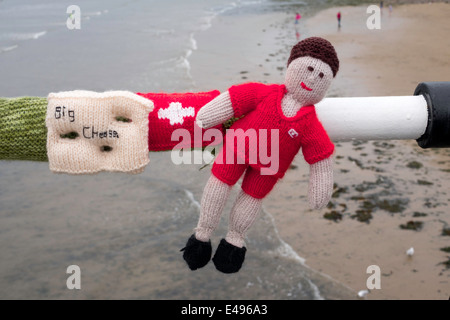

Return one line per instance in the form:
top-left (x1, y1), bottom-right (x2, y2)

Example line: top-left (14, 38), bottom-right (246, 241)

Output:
top-left (337, 11), bottom-right (341, 28)
top-left (295, 12), bottom-right (301, 24)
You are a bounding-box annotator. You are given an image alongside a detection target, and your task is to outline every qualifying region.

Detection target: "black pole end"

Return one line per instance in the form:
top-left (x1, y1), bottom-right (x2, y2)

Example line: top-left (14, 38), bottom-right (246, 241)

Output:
top-left (414, 82), bottom-right (450, 148)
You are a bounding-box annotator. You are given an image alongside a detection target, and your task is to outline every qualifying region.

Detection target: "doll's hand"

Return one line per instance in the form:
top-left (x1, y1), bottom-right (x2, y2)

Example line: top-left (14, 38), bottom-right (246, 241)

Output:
top-left (308, 157), bottom-right (334, 210)
top-left (196, 91), bottom-right (234, 129)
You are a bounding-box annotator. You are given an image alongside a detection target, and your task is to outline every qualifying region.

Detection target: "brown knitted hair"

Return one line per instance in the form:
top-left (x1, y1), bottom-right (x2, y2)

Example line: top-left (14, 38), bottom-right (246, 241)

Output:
top-left (287, 37), bottom-right (339, 77)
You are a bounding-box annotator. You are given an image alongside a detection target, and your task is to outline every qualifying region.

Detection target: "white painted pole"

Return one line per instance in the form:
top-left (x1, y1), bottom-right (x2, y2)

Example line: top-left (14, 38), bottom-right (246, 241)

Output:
top-left (315, 95), bottom-right (429, 142)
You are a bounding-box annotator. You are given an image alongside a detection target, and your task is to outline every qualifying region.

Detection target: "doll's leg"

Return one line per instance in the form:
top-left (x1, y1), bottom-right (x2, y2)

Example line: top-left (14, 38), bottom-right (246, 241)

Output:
top-left (181, 174), bottom-right (231, 270)
top-left (226, 190), bottom-right (262, 248)
top-left (212, 190), bottom-right (261, 274)
top-left (212, 168), bottom-right (277, 273)
top-left (181, 157), bottom-right (247, 271)
top-left (226, 167), bottom-right (278, 247)
top-left (194, 148), bottom-right (247, 242)
top-left (195, 174), bottom-right (232, 242)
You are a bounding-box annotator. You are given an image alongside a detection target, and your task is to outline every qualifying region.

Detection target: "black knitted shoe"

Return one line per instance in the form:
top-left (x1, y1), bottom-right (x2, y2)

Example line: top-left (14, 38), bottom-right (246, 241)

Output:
top-left (212, 238), bottom-right (247, 274)
top-left (180, 234), bottom-right (212, 270)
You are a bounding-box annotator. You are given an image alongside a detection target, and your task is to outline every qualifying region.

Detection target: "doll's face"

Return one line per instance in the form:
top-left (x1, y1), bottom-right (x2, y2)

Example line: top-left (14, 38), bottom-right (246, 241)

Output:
top-left (284, 56), bottom-right (334, 106)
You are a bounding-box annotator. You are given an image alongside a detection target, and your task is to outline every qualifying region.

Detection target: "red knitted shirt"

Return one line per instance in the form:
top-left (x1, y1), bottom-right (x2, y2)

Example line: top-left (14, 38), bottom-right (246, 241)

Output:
top-left (223, 82), bottom-right (334, 177)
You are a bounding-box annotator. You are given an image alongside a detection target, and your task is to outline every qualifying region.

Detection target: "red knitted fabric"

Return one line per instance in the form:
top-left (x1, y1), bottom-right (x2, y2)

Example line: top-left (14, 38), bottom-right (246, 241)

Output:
top-left (137, 91), bottom-right (223, 151)
top-left (212, 156), bottom-right (280, 199)
top-left (221, 82), bottom-right (334, 177)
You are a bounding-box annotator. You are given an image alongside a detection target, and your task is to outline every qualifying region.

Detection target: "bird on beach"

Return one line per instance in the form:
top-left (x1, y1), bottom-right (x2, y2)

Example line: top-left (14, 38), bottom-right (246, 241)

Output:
top-left (357, 289), bottom-right (370, 298)
top-left (406, 247), bottom-right (414, 256)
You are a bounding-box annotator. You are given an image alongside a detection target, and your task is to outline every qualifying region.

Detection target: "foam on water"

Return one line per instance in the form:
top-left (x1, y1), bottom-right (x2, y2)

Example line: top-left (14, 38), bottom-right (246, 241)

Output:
top-left (0, 31), bottom-right (47, 41)
top-left (0, 45), bottom-right (18, 54)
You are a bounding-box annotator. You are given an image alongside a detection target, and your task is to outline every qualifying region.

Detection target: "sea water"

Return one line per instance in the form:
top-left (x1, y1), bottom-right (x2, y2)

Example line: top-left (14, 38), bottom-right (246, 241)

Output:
top-left (0, 0), bottom-right (285, 95)
top-left (0, 0), bottom-right (356, 299)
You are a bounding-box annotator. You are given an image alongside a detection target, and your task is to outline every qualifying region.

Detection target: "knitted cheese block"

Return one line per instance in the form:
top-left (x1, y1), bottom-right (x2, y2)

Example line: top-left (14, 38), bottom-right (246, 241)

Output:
top-left (46, 91), bottom-right (154, 174)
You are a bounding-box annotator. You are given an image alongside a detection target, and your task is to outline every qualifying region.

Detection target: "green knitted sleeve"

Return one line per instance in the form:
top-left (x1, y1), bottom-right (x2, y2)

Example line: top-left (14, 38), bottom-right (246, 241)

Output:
top-left (0, 97), bottom-right (48, 161)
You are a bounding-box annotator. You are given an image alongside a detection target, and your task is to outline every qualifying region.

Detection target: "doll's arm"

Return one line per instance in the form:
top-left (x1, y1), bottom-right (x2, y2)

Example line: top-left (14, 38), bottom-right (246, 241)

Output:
top-left (196, 91), bottom-right (234, 129)
top-left (197, 82), bottom-right (269, 129)
top-left (308, 156), bottom-right (334, 210)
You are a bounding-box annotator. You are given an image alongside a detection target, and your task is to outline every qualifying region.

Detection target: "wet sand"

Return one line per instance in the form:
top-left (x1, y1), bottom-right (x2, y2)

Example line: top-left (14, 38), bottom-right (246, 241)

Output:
top-left (265, 2), bottom-right (450, 300)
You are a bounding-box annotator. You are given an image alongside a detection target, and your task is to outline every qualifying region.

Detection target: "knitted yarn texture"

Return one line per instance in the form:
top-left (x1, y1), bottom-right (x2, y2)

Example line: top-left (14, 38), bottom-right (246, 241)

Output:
top-left (46, 91), bottom-right (153, 174)
top-left (284, 55), bottom-right (335, 107)
top-left (196, 91), bottom-right (234, 129)
top-left (136, 90), bottom-right (223, 151)
top-left (225, 189), bottom-right (262, 248)
top-left (287, 36), bottom-right (339, 77)
top-left (195, 174), bottom-right (232, 242)
top-left (194, 175), bottom-right (262, 250)
top-left (186, 37), bottom-right (339, 274)
top-left (225, 82), bottom-right (334, 173)
top-left (308, 156), bottom-right (334, 209)
top-left (0, 97), bottom-right (48, 161)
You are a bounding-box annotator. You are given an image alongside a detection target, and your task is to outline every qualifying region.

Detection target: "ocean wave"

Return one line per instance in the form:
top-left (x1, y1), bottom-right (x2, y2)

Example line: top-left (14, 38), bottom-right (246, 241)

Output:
top-left (82, 10), bottom-right (108, 21)
top-left (173, 33), bottom-right (198, 81)
top-left (262, 207), bottom-right (327, 300)
top-left (263, 206), bottom-right (356, 297)
top-left (85, 11), bottom-right (103, 16)
top-left (0, 31), bottom-right (47, 41)
top-left (31, 31), bottom-right (46, 39)
top-left (177, 52), bottom-right (193, 78)
top-left (263, 208), bottom-right (307, 265)
top-left (189, 33), bottom-right (197, 51)
top-left (200, 2), bottom-right (238, 32)
top-left (306, 278), bottom-right (325, 300)
top-left (198, 13), bottom-right (216, 32)
top-left (0, 45), bottom-right (18, 54)
top-left (141, 28), bottom-right (175, 38)
top-left (183, 189), bottom-right (201, 210)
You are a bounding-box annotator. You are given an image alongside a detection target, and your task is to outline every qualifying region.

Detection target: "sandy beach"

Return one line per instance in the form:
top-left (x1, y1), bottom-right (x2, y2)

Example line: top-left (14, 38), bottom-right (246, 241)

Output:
top-left (264, 2), bottom-right (450, 300)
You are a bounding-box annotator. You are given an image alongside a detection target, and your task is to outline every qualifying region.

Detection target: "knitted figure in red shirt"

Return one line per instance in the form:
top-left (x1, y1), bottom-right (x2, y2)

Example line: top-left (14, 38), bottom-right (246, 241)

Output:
top-left (181, 37), bottom-right (339, 273)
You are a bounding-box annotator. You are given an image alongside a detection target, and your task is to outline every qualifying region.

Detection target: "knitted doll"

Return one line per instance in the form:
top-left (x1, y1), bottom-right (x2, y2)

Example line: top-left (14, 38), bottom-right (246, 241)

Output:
top-left (181, 37), bottom-right (339, 273)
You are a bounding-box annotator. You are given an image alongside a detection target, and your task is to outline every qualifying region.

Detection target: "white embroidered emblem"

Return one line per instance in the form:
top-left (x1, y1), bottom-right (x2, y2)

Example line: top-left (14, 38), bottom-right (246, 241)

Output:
top-left (157, 102), bottom-right (195, 125)
top-left (288, 128), bottom-right (299, 138)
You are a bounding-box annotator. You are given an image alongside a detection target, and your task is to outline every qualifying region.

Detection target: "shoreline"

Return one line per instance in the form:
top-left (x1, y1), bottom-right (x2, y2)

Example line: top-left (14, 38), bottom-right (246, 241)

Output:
top-left (266, 2), bottom-right (450, 300)
top-left (190, 10), bottom-right (291, 93)
top-left (189, 1), bottom-right (450, 300)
